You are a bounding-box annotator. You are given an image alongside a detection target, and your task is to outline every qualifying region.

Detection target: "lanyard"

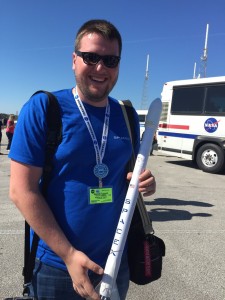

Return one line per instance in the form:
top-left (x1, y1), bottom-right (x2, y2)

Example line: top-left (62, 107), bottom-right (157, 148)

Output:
top-left (74, 92), bottom-right (110, 187)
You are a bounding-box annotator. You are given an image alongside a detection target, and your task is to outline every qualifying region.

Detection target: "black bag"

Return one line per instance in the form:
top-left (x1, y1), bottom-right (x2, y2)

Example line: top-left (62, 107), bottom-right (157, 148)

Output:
top-left (128, 230), bottom-right (165, 285)
top-left (127, 198), bottom-right (166, 285)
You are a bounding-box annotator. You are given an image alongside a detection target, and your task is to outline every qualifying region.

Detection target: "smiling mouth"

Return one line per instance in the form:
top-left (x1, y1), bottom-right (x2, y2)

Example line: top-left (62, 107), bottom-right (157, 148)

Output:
top-left (90, 76), bottom-right (107, 83)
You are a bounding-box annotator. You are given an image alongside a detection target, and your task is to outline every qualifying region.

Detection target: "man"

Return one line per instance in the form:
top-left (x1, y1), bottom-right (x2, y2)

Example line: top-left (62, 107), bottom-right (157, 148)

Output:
top-left (9, 20), bottom-right (156, 300)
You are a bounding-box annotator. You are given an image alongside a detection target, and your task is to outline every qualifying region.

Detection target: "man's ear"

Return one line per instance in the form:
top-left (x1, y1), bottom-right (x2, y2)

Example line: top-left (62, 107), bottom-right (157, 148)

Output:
top-left (72, 52), bottom-right (77, 71)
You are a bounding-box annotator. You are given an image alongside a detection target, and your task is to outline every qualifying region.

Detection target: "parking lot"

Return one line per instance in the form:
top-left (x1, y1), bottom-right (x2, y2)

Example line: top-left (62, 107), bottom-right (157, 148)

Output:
top-left (0, 131), bottom-right (225, 299)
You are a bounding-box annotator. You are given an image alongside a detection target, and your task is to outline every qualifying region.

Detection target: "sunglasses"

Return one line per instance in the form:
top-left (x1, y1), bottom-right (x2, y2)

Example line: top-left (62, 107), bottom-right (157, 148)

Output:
top-left (75, 50), bottom-right (120, 68)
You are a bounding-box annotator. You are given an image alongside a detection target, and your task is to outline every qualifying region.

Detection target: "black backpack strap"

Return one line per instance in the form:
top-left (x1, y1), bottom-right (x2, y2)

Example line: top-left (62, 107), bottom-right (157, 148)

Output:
top-left (36, 91), bottom-right (62, 196)
top-left (121, 100), bottom-right (136, 145)
top-left (23, 91), bottom-right (62, 290)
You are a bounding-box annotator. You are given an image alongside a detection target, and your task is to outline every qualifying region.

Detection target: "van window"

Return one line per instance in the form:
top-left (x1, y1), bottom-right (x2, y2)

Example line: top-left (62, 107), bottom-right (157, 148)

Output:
top-left (160, 102), bottom-right (169, 122)
top-left (205, 85), bottom-right (225, 113)
top-left (171, 86), bottom-right (205, 114)
top-left (138, 114), bottom-right (146, 123)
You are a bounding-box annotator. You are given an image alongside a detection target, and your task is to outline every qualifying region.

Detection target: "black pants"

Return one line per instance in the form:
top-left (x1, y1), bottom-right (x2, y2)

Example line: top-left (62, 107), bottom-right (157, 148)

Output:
top-left (6, 132), bottom-right (13, 150)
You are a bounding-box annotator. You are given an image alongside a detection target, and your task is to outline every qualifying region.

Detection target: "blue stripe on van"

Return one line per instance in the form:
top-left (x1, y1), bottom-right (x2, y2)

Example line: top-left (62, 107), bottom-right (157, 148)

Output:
top-left (158, 131), bottom-right (198, 139)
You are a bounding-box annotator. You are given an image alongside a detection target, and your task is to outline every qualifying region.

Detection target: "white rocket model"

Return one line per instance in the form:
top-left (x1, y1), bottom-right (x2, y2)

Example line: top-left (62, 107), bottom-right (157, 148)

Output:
top-left (98, 98), bottom-right (162, 300)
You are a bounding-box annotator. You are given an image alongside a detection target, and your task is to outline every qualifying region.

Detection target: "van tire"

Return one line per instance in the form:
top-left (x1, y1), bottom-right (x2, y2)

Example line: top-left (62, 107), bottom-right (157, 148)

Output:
top-left (196, 143), bottom-right (225, 174)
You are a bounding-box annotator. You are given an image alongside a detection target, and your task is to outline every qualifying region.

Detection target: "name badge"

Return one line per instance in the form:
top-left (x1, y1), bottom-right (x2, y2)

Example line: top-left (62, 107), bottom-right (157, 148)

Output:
top-left (89, 187), bottom-right (113, 204)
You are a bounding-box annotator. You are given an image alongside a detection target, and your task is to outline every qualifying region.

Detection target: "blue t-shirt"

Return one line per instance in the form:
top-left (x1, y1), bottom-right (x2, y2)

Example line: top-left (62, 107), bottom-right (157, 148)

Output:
top-left (9, 89), bottom-right (140, 270)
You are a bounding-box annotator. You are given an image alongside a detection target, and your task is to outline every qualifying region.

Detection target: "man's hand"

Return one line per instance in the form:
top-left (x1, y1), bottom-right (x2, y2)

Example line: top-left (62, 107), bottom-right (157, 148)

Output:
top-left (65, 249), bottom-right (104, 299)
top-left (127, 169), bottom-right (156, 196)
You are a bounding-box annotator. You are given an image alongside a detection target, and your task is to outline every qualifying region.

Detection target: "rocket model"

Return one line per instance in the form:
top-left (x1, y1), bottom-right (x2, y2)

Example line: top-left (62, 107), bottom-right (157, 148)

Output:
top-left (99, 98), bottom-right (162, 300)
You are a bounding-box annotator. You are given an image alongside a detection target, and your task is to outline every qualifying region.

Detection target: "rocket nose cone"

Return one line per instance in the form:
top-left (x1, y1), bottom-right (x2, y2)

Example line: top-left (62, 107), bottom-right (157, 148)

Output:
top-left (145, 98), bottom-right (162, 127)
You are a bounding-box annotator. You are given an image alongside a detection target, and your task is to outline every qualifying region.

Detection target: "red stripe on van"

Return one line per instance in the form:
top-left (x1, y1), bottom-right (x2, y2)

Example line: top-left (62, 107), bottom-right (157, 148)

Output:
top-left (159, 124), bottom-right (189, 130)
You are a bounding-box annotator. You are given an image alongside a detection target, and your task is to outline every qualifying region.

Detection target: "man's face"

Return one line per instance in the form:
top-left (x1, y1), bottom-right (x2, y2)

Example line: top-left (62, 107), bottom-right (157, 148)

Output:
top-left (72, 33), bottom-right (120, 106)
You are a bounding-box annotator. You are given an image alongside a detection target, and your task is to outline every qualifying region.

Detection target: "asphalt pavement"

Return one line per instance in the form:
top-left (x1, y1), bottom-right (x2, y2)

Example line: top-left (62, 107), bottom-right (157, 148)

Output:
top-left (0, 129), bottom-right (225, 300)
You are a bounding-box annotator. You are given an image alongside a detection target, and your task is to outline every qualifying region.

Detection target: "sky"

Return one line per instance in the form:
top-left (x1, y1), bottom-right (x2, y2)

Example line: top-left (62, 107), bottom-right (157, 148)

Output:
top-left (1, 0), bottom-right (225, 114)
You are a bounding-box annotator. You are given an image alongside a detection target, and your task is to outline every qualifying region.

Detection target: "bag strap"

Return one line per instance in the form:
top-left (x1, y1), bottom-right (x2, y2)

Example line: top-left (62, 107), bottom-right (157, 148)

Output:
top-left (23, 91), bottom-right (62, 288)
top-left (119, 100), bottom-right (154, 235)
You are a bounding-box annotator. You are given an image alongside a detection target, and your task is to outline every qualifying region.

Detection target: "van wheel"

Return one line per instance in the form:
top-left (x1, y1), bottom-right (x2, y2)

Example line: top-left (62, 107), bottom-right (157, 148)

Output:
top-left (196, 143), bottom-right (225, 174)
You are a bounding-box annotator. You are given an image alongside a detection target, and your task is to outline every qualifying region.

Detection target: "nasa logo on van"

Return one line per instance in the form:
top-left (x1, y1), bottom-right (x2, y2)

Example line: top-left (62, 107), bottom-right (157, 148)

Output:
top-left (204, 118), bottom-right (219, 133)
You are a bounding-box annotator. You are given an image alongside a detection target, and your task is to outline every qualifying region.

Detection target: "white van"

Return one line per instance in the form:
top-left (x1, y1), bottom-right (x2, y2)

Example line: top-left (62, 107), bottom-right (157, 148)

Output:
top-left (136, 109), bottom-right (148, 139)
top-left (157, 76), bottom-right (225, 174)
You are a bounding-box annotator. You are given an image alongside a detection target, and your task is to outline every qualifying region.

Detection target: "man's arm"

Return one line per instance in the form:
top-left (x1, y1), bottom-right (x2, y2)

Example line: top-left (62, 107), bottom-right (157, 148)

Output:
top-left (9, 160), bottom-right (103, 299)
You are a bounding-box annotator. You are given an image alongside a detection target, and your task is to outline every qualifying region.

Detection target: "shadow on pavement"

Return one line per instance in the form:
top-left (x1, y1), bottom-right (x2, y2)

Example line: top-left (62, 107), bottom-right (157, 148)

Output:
top-left (148, 208), bottom-right (212, 222)
top-left (165, 159), bottom-right (198, 170)
top-left (145, 197), bottom-right (213, 207)
top-left (162, 157), bottom-right (225, 175)
top-left (146, 197), bottom-right (213, 222)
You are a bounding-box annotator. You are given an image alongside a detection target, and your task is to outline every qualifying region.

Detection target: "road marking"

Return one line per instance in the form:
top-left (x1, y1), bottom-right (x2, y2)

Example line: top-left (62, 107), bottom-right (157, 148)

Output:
top-left (0, 230), bottom-right (23, 234)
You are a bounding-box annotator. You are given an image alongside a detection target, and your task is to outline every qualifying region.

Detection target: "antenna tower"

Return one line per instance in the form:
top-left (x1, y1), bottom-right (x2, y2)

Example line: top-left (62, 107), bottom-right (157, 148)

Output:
top-left (140, 54), bottom-right (150, 110)
top-left (193, 62), bottom-right (197, 79)
top-left (199, 24), bottom-right (209, 78)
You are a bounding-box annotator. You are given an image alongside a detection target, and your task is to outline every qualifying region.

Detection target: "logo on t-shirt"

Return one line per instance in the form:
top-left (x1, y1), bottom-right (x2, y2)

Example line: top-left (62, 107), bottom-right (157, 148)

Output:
top-left (114, 136), bottom-right (130, 140)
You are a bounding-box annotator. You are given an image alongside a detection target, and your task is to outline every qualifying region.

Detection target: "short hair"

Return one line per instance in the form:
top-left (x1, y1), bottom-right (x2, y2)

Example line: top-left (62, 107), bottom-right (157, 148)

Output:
top-left (75, 19), bottom-right (122, 55)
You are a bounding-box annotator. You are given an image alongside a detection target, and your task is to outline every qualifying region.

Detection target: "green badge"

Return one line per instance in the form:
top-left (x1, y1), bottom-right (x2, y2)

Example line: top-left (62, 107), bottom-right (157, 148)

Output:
top-left (89, 187), bottom-right (113, 204)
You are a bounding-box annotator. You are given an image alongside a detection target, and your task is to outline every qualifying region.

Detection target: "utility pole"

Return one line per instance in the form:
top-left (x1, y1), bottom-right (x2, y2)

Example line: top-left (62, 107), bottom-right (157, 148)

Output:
top-left (200, 23), bottom-right (209, 78)
top-left (140, 54), bottom-right (150, 110)
top-left (193, 62), bottom-right (197, 79)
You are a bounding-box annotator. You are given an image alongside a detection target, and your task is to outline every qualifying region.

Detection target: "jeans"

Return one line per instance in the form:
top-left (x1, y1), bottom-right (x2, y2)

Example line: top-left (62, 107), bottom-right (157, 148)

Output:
top-left (28, 254), bottom-right (130, 300)
top-left (6, 131), bottom-right (13, 150)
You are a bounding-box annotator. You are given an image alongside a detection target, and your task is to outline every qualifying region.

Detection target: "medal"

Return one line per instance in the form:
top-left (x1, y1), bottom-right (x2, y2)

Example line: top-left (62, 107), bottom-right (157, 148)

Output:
top-left (93, 163), bottom-right (109, 179)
